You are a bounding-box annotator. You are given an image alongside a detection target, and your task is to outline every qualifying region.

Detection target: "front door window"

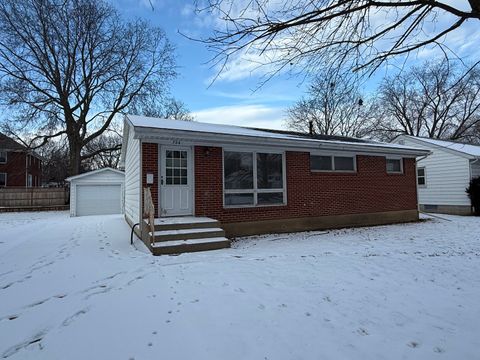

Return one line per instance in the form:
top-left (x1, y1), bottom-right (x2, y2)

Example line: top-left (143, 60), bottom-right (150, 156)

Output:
top-left (165, 150), bottom-right (188, 185)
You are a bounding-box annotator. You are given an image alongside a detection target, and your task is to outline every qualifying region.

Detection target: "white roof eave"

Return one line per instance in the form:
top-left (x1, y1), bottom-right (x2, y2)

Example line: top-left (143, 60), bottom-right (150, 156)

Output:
top-left (132, 126), bottom-right (430, 157)
top-left (66, 167), bottom-right (125, 182)
top-left (396, 135), bottom-right (479, 159)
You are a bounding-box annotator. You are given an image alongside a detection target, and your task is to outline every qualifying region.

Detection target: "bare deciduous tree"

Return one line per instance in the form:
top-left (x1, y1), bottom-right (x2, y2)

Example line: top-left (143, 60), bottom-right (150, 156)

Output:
top-left (286, 70), bottom-right (368, 137)
top-left (198, 0), bottom-right (480, 82)
top-left (130, 97), bottom-right (194, 121)
top-left (36, 139), bottom-right (70, 186)
top-left (369, 61), bottom-right (480, 142)
top-left (83, 130), bottom-right (123, 170)
top-left (0, 0), bottom-right (176, 175)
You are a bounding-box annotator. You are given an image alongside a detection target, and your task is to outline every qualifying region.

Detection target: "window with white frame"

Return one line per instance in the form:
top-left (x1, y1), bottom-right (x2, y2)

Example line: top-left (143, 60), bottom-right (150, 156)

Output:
top-left (310, 154), bottom-right (356, 172)
top-left (0, 173), bottom-right (6, 187)
top-left (223, 150), bottom-right (285, 207)
top-left (417, 167), bottom-right (426, 186)
top-left (0, 150), bottom-right (6, 164)
top-left (386, 158), bottom-right (403, 173)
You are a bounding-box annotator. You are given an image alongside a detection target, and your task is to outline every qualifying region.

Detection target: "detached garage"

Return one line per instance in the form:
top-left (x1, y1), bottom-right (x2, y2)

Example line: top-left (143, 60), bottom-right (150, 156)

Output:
top-left (66, 168), bottom-right (124, 217)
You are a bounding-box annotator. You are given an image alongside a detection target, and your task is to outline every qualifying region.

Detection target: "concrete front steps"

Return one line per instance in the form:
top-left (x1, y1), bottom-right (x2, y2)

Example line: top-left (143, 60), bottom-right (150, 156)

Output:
top-left (146, 217), bottom-right (231, 255)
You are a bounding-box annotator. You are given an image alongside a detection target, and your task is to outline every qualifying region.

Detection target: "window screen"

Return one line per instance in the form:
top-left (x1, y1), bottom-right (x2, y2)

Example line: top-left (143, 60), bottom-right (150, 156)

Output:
top-left (386, 158), bottom-right (402, 173)
top-left (310, 155), bottom-right (332, 171)
top-left (334, 156), bottom-right (355, 171)
top-left (257, 153), bottom-right (283, 189)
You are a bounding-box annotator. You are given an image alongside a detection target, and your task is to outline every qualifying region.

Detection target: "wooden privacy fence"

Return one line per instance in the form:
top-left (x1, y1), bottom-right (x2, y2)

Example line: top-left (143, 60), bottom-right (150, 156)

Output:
top-left (0, 188), bottom-right (69, 207)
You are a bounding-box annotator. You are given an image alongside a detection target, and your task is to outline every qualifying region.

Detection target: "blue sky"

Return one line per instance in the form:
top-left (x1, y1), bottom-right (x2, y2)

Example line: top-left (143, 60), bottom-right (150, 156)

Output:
top-left (115, 0), bottom-right (302, 129)
top-left (115, 0), bottom-right (480, 130)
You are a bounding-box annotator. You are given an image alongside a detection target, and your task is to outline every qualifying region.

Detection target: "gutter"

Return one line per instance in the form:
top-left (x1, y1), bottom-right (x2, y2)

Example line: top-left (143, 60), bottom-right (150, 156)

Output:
top-left (132, 127), bottom-right (430, 158)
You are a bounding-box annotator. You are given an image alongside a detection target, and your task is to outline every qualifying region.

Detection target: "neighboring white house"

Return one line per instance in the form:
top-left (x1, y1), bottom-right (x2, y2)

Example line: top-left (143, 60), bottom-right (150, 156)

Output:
top-left (392, 135), bottom-right (480, 215)
top-left (66, 168), bottom-right (125, 217)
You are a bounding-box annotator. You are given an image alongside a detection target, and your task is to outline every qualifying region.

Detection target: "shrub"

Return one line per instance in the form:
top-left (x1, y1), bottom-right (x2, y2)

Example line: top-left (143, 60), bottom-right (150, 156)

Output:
top-left (466, 177), bottom-right (480, 215)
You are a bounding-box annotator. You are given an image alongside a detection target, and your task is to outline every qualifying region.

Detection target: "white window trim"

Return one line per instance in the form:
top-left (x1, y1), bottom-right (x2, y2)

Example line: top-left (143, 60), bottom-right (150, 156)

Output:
top-left (0, 172), bottom-right (6, 187)
top-left (310, 153), bottom-right (357, 173)
top-left (386, 157), bottom-right (404, 174)
top-left (222, 149), bottom-right (287, 208)
top-left (417, 166), bottom-right (426, 187)
top-left (0, 150), bottom-right (6, 164)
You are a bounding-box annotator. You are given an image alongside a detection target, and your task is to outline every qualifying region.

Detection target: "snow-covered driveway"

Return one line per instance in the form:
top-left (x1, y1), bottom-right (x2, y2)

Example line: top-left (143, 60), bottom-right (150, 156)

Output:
top-left (0, 211), bottom-right (479, 360)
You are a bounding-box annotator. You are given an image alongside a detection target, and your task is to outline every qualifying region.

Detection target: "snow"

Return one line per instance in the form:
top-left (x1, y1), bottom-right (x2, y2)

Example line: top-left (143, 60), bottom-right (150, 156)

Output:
top-left (151, 237), bottom-right (228, 248)
top-left (126, 114), bottom-right (429, 155)
top-left (150, 227), bottom-right (223, 237)
top-left (407, 136), bottom-right (480, 157)
top-left (1, 211), bottom-right (480, 359)
top-left (153, 216), bottom-right (217, 225)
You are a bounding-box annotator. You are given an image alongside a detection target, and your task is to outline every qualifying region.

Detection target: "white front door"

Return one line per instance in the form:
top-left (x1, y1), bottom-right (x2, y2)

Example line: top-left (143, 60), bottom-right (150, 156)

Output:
top-left (160, 146), bottom-right (193, 216)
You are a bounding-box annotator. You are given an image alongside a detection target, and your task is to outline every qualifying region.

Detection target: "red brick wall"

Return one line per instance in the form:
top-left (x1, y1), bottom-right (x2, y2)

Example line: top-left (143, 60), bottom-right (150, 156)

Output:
top-left (142, 143), bottom-right (158, 217)
top-left (0, 151), bottom-right (42, 187)
top-left (194, 146), bottom-right (418, 223)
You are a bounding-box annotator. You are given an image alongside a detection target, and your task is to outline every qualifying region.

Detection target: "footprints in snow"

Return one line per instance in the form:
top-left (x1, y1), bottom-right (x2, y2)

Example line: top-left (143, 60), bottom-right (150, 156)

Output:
top-left (1, 330), bottom-right (47, 358)
top-left (62, 308), bottom-right (89, 327)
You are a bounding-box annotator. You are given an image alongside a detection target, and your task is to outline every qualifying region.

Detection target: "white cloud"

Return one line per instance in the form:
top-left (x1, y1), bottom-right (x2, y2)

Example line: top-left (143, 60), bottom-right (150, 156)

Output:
top-left (192, 104), bottom-right (286, 130)
top-left (208, 89), bottom-right (298, 103)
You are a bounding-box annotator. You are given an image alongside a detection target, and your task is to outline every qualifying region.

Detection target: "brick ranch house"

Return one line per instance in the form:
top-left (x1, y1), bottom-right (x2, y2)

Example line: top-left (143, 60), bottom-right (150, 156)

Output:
top-left (0, 133), bottom-right (42, 187)
top-left (120, 115), bottom-right (429, 255)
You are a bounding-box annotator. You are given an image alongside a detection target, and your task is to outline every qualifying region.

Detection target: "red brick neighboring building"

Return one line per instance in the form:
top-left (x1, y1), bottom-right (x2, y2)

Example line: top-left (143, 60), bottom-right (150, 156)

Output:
top-left (120, 115), bottom-right (430, 237)
top-left (0, 133), bottom-right (42, 187)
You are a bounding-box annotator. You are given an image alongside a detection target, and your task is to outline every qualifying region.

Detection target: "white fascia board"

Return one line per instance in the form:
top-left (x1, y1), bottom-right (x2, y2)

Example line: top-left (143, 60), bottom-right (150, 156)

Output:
top-left (395, 135), bottom-right (476, 160)
top-left (118, 117), bottom-right (131, 168)
top-left (66, 167), bottom-right (124, 182)
top-left (132, 127), bottom-right (430, 158)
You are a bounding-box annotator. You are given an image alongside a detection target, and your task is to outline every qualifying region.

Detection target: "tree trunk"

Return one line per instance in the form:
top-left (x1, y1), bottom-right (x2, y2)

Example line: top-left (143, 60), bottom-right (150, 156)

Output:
top-left (68, 140), bottom-right (82, 176)
top-left (468, 0), bottom-right (480, 14)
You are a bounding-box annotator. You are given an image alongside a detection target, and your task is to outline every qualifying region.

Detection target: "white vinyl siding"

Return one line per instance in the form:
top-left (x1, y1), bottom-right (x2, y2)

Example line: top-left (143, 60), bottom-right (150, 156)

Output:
top-left (124, 123), bottom-right (141, 224)
top-left (395, 137), bottom-right (472, 206)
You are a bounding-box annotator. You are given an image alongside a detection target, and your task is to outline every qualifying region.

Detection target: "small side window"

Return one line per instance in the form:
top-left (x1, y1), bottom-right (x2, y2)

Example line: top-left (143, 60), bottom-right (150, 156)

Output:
top-left (0, 151), bottom-right (6, 164)
top-left (0, 173), bottom-right (6, 187)
top-left (310, 155), bottom-right (333, 171)
top-left (386, 158), bottom-right (403, 173)
top-left (417, 167), bottom-right (426, 186)
top-left (310, 155), bottom-right (356, 172)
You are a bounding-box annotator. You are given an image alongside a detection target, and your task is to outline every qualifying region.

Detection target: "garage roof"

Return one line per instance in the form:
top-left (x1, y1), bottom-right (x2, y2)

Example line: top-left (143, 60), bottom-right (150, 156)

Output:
top-left (66, 168), bottom-right (124, 182)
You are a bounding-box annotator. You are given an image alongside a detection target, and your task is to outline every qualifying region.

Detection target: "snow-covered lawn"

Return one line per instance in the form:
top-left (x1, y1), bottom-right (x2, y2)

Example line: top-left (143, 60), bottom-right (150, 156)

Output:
top-left (0, 212), bottom-right (479, 360)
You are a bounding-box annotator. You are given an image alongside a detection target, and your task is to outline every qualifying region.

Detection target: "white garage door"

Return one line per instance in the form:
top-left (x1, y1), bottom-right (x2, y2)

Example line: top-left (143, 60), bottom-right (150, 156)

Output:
top-left (76, 184), bottom-right (122, 216)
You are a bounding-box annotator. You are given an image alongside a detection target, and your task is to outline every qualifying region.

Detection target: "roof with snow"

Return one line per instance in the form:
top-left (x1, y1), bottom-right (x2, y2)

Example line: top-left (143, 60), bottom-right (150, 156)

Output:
top-left (0, 132), bottom-right (28, 151)
top-left (123, 115), bottom-right (430, 159)
top-left (66, 167), bottom-right (124, 182)
top-left (399, 135), bottom-right (480, 158)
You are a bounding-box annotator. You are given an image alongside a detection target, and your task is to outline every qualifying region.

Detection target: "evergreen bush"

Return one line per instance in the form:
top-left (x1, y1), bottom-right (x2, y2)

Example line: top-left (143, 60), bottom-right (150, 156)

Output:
top-left (466, 177), bottom-right (480, 215)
